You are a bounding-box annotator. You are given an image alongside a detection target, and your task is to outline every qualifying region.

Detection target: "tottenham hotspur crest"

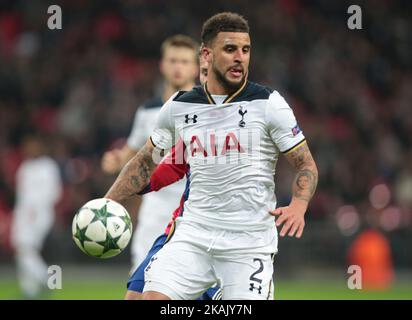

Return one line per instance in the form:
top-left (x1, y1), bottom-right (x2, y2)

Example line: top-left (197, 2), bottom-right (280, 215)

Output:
top-left (238, 106), bottom-right (247, 127)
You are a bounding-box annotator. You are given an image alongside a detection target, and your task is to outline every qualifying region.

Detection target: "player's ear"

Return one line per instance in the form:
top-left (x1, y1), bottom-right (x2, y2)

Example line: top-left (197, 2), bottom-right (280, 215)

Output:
top-left (201, 46), bottom-right (212, 63)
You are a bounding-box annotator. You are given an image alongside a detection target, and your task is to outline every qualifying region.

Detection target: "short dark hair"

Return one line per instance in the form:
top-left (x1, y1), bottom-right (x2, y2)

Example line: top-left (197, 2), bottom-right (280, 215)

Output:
top-left (201, 12), bottom-right (249, 46)
top-left (161, 34), bottom-right (199, 58)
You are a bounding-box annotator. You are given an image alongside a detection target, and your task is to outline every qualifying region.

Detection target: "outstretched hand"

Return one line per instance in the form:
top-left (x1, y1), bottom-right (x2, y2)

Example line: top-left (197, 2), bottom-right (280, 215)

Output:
top-left (269, 204), bottom-right (306, 238)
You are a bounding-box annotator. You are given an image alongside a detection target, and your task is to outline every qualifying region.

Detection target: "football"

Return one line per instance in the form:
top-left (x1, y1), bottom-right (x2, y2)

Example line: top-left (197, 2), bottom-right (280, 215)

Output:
top-left (72, 198), bottom-right (132, 258)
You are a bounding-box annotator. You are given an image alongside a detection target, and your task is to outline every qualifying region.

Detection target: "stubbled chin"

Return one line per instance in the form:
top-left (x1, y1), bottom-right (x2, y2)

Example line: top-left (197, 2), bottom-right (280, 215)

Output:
top-left (227, 76), bottom-right (243, 85)
top-left (223, 78), bottom-right (244, 92)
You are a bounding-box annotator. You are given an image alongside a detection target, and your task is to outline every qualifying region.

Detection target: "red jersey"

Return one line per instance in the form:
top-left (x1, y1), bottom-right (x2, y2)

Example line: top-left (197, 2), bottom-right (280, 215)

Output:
top-left (138, 140), bottom-right (188, 235)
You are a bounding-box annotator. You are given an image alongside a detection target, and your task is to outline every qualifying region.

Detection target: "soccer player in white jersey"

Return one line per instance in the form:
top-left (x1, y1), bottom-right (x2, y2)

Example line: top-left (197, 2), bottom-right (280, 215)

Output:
top-left (11, 134), bottom-right (62, 298)
top-left (104, 12), bottom-right (318, 300)
top-left (101, 35), bottom-right (199, 270)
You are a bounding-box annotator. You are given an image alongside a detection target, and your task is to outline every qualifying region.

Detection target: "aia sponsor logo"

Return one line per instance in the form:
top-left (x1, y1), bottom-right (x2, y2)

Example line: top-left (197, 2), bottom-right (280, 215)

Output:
top-left (190, 132), bottom-right (245, 157)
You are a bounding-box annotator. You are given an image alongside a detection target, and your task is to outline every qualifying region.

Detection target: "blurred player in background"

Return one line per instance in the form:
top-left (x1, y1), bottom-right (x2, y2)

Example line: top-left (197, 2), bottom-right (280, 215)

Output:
top-left (11, 134), bottom-right (62, 299)
top-left (101, 35), bottom-right (199, 271)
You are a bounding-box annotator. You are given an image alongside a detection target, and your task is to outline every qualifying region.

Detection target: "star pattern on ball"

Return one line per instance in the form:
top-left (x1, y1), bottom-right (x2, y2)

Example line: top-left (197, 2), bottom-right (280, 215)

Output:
top-left (123, 211), bottom-right (132, 232)
top-left (91, 202), bottom-right (122, 254)
top-left (73, 199), bottom-right (132, 258)
top-left (97, 231), bottom-right (122, 254)
top-left (74, 223), bottom-right (92, 248)
top-left (90, 202), bottom-right (117, 226)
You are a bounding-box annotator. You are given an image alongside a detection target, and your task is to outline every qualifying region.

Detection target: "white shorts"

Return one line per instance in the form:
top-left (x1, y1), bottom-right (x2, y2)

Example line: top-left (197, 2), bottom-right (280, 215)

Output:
top-left (143, 219), bottom-right (277, 300)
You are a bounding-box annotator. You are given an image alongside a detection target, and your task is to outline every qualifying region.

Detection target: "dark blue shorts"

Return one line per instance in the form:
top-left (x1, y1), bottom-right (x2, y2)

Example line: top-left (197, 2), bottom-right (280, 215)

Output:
top-left (127, 234), bottom-right (221, 300)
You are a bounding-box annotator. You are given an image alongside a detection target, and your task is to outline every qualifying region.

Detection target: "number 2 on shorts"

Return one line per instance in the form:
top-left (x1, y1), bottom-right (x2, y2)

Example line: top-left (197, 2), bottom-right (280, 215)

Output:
top-left (249, 258), bottom-right (264, 294)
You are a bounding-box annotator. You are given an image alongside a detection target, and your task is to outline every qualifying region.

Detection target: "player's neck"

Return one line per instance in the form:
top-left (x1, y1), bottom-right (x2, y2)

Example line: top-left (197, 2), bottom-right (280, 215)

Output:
top-left (162, 82), bottom-right (195, 102)
top-left (206, 71), bottom-right (247, 96)
top-left (205, 74), bottom-right (229, 95)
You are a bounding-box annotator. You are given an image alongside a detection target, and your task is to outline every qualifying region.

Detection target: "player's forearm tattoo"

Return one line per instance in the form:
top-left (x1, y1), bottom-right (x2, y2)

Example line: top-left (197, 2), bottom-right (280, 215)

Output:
top-left (288, 143), bottom-right (309, 170)
top-left (105, 144), bottom-right (156, 202)
top-left (285, 142), bottom-right (318, 203)
top-left (293, 169), bottom-right (317, 201)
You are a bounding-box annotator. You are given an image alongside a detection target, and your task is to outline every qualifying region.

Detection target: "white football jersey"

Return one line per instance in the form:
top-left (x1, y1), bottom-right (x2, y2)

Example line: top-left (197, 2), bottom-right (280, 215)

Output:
top-left (151, 81), bottom-right (305, 232)
top-left (127, 96), bottom-right (186, 266)
top-left (12, 156), bottom-right (62, 248)
top-left (127, 97), bottom-right (163, 151)
top-left (15, 156), bottom-right (62, 207)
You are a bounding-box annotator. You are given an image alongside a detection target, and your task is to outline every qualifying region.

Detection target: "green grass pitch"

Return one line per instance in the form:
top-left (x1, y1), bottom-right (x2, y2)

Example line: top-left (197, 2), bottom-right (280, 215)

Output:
top-left (1, 278), bottom-right (411, 300)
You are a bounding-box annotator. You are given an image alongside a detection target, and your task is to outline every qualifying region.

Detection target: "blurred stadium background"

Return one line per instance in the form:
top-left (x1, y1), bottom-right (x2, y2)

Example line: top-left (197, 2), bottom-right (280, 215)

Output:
top-left (0, 0), bottom-right (411, 299)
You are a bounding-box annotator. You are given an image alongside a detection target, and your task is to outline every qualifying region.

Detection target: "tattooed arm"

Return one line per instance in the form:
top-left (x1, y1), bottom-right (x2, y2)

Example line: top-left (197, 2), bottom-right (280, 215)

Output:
top-left (270, 140), bottom-right (318, 238)
top-left (105, 139), bottom-right (159, 203)
top-left (286, 140), bottom-right (318, 203)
